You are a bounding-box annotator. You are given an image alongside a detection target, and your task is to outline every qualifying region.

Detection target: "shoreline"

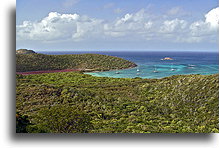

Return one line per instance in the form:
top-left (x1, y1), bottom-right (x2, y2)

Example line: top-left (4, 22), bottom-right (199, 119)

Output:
top-left (84, 65), bottom-right (137, 73)
top-left (16, 69), bottom-right (80, 75)
top-left (16, 65), bottom-right (137, 75)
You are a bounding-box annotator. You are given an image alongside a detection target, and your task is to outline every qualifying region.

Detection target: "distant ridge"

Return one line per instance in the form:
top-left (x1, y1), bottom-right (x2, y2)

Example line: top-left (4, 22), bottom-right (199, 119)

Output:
top-left (16, 50), bottom-right (137, 72)
top-left (16, 49), bottom-right (36, 54)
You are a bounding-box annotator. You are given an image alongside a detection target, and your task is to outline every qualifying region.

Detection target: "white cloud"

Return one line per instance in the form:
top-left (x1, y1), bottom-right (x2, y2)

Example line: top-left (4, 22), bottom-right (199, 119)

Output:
top-left (17, 12), bottom-right (103, 41)
top-left (144, 21), bottom-right (153, 29)
top-left (103, 9), bottom-right (155, 38)
top-left (16, 7), bottom-right (219, 44)
top-left (189, 21), bottom-right (211, 36)
top-left (72, 19), bottom-right (104, 41)
top-left (186, 7), bottom-right (219, 43)
top-left (190, 7), bottom-right (219, 33)
top-left (160, 19), bottom-right (187, 33)
top-left (112, 9), bottom-right (152, 31)
top-left (205, 7), bottom-right (219, 29)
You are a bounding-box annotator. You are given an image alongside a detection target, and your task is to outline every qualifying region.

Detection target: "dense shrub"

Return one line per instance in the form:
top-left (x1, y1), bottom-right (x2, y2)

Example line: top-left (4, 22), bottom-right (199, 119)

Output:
top-left (16, 72), bottom-right (219, 133)
top-left (30, 105), bottom-right (93, 133)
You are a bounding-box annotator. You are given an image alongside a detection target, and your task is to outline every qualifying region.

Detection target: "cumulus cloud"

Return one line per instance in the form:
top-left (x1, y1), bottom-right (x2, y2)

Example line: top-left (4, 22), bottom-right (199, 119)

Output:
top-left (109, 9), bottom-right (152, 32)
top-left (16, 7), bottom-right (219, 44)
top-left (186, 7), bottom-right (219, 43)
top-left (72, 19), bottom-right (104, 41)
top-left (190, 7), bottom-right (219, 34)
top-left (160, 19), bottom-right (187, 33)
top-left (189, 21), bottom-right (211, 36)
top-left (103, 9), bottom-right (155, 39)
top-left (205, 7), bottom-right (219, 29)
top-left (16, 12), bottom-right (103, 41)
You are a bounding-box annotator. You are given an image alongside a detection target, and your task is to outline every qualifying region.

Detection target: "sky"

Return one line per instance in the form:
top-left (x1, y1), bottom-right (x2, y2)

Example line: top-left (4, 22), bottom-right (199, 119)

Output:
top-left (16, 0), bottom-right (219, 52)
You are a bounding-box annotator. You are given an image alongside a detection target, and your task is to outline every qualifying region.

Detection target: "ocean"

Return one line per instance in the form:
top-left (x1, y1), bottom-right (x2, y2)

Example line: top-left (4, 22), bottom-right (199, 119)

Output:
top-left (39, 51), bottom-right (219, 79)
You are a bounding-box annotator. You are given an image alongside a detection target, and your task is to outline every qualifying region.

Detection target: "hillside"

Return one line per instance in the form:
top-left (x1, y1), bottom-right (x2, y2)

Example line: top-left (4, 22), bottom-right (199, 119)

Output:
top-left (16, 49), bottom-right (36, 54)
top-left (16, 53), bottom-right (137, 72)
top-left (16, 72), bottom-right (219, 133)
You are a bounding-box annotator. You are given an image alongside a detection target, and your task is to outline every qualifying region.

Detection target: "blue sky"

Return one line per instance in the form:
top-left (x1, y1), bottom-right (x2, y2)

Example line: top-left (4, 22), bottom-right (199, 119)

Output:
top-left (16, 0), bottom-right (219, 52)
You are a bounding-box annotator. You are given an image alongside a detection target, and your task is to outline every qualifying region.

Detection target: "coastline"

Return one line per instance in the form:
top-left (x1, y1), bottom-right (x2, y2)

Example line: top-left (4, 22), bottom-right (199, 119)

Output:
top-left (16, 52), bottom-right (218, 77)
top-left (16, 64), bottom-right (138, 75)
top-left (16, 69), bottom-right (80, 75)
top-left (83, 65), bottom-right (137, 74)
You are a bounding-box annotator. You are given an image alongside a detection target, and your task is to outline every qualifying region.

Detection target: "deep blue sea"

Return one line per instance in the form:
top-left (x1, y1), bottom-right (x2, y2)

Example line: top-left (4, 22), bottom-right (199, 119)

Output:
top-left (40, 51), bottom-right (219, 79)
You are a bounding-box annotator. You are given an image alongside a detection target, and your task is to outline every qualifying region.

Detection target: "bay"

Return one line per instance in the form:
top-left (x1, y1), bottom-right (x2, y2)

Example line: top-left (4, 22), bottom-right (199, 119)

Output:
top-left (39, 51), bottom-right (219, 79)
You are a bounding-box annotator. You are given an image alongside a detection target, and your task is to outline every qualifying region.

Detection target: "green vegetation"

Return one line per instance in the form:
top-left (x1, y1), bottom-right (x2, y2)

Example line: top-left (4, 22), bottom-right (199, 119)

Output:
top-left (27, 105), bottom-right (93, 133)
top-left (16, 53), bottom-right (137, 72)
top-left (16, 72), bottom-right (219, 133)
top-left (16, 51), bottom-right (219, 133)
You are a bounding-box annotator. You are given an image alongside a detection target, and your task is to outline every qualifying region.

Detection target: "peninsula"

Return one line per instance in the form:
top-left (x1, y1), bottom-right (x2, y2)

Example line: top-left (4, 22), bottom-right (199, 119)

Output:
top-left (16, 49), bottom-right (137, 74)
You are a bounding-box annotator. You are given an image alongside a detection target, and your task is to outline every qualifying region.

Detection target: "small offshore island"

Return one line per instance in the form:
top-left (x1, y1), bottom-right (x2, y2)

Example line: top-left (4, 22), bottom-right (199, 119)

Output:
top-left (16, 49), bottom-right (219, 133)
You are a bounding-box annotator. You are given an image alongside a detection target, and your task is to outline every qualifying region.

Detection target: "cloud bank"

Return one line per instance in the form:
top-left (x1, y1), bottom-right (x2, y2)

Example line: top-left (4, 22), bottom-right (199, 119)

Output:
top-left (16, 7), bottom-right (219, 44)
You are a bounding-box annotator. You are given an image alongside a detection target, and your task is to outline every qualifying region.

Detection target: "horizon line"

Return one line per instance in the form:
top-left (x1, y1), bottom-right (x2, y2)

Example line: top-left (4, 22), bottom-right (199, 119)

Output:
top-left (35, 50), bottom-right (219, 53)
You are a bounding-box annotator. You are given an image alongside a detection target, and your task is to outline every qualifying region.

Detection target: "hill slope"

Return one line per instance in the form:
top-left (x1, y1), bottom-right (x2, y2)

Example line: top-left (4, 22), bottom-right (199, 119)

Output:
top-left (16, 72), bottom-right (219, 133)
top-left (16, 53), bottom-right (137, 72)
top-left (16, 49), bottom-right (36, 54)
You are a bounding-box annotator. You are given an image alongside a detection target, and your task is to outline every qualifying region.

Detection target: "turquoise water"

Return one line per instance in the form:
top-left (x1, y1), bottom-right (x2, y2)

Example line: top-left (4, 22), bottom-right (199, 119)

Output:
top-left (40, 51), bottom-right (219, 79)
top-left (85, 64), bottom-right (218, 79)
top-left (83, 51), bottom-right (218, 79)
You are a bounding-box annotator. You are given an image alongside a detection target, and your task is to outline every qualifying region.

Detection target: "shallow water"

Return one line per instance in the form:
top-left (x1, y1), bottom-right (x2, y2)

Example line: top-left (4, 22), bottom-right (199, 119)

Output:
top-left (40, 51), bottom-right (219, 79)
top-left (85, 64), bottom-right (218, 79)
